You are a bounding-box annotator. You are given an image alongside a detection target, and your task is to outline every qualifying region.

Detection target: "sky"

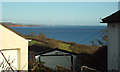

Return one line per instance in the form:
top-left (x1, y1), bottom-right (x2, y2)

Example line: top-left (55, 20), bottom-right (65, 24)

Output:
top-left (1, 2), bottom-right (119, 26)
top-left (1, 0), bottom-right (120, 2)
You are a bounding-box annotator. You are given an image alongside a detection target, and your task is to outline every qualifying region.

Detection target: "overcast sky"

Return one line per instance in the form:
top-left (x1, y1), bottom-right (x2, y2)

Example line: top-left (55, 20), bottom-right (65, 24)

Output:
top-left (1, 2), bottom-right (118, 26)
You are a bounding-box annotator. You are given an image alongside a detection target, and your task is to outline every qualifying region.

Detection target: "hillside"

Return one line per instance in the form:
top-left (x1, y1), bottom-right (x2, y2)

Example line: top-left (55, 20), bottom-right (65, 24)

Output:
top-left (2, 22), bottom-right (43, 27)
top-left (26, 34), bottom-right (107, 71)
top-left (25, 34), bottom-right (100, 54)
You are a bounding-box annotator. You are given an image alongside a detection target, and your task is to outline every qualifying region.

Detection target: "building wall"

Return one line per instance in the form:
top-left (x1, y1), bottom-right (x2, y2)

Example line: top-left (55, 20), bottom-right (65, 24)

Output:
top-left (0, 24), bottom-right (28, 70)
top-left (108, 23), bottom-right (119, 70)
top-left (35, 50), bottom-right (76, 70)
top-left (118, 24), bottom-right (120, 70)
top-left (0, 25), bottom-right (2, 47)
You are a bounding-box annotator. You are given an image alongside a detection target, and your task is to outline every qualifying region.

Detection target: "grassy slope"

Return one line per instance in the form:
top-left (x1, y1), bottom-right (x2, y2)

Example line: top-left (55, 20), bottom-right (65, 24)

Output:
top-left (29, 39), bottom-right (100, 54)
top-left (58, 43), bottom-right (72, 52)
top-left (29, 40), bottom-right (71, 50)
top-left (27, 32), bottom-right (100, 54)
top-left (29, 40), bottom-right (44, 46)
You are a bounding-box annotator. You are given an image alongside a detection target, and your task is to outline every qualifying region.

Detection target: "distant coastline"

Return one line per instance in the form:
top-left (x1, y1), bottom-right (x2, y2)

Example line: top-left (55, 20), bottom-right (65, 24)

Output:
top-left (2, 22), bottom-right (43, 27)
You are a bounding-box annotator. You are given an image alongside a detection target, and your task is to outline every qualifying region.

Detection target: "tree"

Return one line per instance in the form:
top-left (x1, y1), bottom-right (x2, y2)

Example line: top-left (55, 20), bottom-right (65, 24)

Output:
top-left (30, 32), bottom-right (36, 39)
top-left (47, 39), bottom-right (58, 48)
top-left (91, 28), bottom-right (108, 46)
top-left (35, 33), bottom-right (47, 42)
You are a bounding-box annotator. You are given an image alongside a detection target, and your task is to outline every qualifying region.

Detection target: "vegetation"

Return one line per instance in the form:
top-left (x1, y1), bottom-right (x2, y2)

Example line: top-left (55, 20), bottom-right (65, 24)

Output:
top-left (35, 33), bottom-right (47, 42)
top-left (75, 46), bottom-right (107, 71)
top-left (27, 31), bottom-right (107, 72)
top-left (58, 43), bottom-right (71, 51)
top-left (91, 28), bottom-right (108, 46)
top-left (0, 56), bottom-right (16, 70)
top-left (29, 40), bottom-right (44, 46)
top-left (26, 33), bottom-right (100, 54)
top-left (28, 55), bottom-right (72, 72)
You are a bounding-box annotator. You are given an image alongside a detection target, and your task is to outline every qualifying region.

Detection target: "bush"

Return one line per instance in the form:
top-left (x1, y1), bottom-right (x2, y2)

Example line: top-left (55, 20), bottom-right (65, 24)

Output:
top-left (35, 33), bottom-right (47, 42)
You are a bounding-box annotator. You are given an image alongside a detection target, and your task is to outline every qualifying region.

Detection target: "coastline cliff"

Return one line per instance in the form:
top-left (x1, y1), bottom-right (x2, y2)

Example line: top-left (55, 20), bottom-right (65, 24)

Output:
top-left (2, 22), bottom-right (43, 27)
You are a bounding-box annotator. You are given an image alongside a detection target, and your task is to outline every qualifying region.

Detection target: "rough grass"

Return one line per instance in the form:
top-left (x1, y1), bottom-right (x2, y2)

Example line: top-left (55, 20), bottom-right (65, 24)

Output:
top-left (58, 43), bottom-right (72, 52)
top-left (29, 39), bottom-right (100, 54)
top-left (58, 43), bottom-right (70, 49)
top-left (29, 40), bottom-right (44, 46)
top-left (29, 40), bottom-right (70, 48)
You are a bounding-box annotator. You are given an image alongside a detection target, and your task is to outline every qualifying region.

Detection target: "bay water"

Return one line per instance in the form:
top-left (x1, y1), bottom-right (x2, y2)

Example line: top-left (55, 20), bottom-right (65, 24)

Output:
top-left (11, 26), bottom-right (106, 45)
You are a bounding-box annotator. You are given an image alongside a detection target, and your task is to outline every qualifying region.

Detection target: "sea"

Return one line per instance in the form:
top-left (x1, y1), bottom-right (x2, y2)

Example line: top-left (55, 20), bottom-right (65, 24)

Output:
top-left (11, 26), bottom-right (107, 69)
top-left (11, 26), bottom-right (106, 45)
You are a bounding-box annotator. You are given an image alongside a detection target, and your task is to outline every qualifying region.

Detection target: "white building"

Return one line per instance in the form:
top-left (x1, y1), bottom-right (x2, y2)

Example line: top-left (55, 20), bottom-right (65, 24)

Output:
top-left (0, 23), bottom-right (28, 70)
top-left (101, 10), bottom-right (120, 71)
top-left (34, 48), bottom-right (77, 70)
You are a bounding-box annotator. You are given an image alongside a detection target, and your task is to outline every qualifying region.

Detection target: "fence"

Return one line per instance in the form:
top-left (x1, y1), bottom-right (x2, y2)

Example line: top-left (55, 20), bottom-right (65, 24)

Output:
top-left (81, 66), bottom-right (101, 72)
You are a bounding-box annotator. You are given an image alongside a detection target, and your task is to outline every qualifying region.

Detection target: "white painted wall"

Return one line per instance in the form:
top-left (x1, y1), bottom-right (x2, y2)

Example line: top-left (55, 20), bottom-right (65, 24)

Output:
top-left (0, 24), bottom-right (28, 70)
top-left (0, 24), bottom-right (2, 48)
top-left (108, 23), bottom-right (120, 70)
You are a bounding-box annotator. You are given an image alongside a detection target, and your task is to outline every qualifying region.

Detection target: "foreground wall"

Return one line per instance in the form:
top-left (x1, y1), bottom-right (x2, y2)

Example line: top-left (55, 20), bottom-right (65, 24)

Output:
top-left (0, 24), bottom-right (28, 70)
top-left (108, 23), bottom-right (120, 71)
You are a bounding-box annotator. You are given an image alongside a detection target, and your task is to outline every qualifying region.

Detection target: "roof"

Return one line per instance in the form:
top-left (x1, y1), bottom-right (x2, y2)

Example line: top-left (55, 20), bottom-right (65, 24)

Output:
top-left (101, 10), bottom-right (120, 23)
top-left (0, 23), bottom-right (26, 39)
top-left (34, 48), bottom-right (77, 56)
